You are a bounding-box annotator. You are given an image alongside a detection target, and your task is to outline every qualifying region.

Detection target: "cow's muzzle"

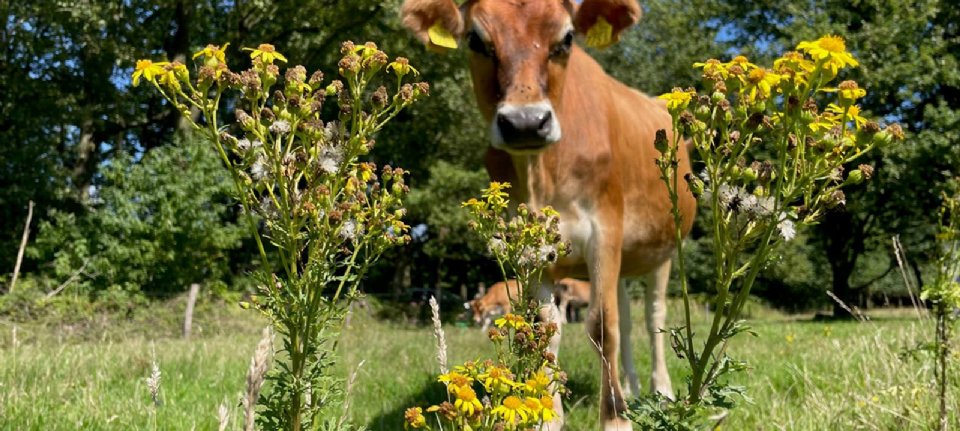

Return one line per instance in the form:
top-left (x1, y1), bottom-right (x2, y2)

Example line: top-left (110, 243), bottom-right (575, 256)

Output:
top-left (491, 101), bottom-right (561, 153)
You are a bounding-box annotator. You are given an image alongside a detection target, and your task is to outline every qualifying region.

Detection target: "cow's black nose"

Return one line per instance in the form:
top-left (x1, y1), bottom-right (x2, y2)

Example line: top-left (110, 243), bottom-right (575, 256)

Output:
top-left (497, 109), bottom-right (554, 143)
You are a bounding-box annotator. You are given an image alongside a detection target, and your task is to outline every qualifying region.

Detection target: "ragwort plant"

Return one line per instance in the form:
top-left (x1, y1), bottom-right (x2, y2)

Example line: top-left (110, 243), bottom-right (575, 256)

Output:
top-left (920, 187), bottom-right (960, 431)
top-left (403, 182), bottom-right (570, 430)
top-left (628, 35), bottom-right (904, 429)
top-left (134, 41), bottom-right (427, 430)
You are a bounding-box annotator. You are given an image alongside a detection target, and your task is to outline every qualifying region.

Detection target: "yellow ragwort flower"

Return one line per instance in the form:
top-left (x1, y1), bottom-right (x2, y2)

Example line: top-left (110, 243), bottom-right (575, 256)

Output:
top-left (479, 365), bottom-right (517, 394)
top-left (491, 395), bottom-right (531, 426)
top-left (807, 114), bottom-right (838, 133)
top-left (523, 397), bottom-right (543, 421)
top-left (727, 55), bottom-right (758, 72)
top-left (693, 58), bottom-right (729, 81)
top-left (192, 43), bottom-right (229, 65)
top-left (403, 407), bottom-right (427, 429)
top-left (773, 51), bottom-right (815, 87)
top-left (837, 80), bottom-right (867, 103)
top-left (454, 361), bottom-right (479, 375)
top-left (796, 35), bottom-right (858, 75)
top-left (742, 68), bottom-right (781, 101)
top-left (132, 59), bottom-right (168, 87)
top-left (389, 57), bottom-right (419, 77)
top-left (658, 87), bottom-right (696, 112)
top-left (156, 62), bottom-right (188, 91)
top-left (539, 394), bottom-right (558, 422)
top-left (826, 103), bottom-right (868, 130)
top-left (438, 371), bottom-right (474, 394)
top-left (494, 313), bottom-right (529, 330)
top-left (244, 43), bottom-right (288, 64)
top-left (454, 386), bottom-right (483, 416)
top-left (478, 181), bottom-right (511, 211)
top-left (523, 368), bottom-right (551, 395)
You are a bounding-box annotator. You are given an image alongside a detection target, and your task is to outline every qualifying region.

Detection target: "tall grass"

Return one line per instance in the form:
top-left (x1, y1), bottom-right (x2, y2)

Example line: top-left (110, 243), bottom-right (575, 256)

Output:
top-left (0, 301), bottom-right (954, 430)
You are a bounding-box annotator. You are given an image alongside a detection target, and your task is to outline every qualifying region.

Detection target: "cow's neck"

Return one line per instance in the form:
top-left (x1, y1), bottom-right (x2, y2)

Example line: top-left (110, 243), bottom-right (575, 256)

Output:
top-left (508, 153), bottom-right (548, 209)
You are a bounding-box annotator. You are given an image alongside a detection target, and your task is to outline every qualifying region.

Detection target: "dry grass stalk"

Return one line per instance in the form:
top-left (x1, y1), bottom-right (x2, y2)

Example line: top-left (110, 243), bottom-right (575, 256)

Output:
top-left (337, 359), bottom-right (366, 429)
top-left (891, 235), bottom-right (926, 321)
top-left (146, 361), bottom-right (162, 407)
top-left (429, 296), bottom-right (448, 375)
top-left (826, 291), bottom-right (868, 322)
top-left (217, 401), bottom-right (230, 431)
top-left (243, 327), bottom-right (274, 431)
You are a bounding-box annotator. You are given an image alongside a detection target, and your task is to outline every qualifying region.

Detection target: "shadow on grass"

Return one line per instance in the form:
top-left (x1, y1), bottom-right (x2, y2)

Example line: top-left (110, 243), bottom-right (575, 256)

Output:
top-left (564, 366), bottom-right (600, 405)
top-left (364, 374), bottom-right (449, 430)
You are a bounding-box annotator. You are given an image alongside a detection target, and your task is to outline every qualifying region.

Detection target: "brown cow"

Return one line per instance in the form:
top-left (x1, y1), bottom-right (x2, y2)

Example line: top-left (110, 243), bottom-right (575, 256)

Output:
top-left (554, 277), bottom-right (591, 324)
top-left (465, 279), bottom-right (522, 331)
top-left (466, 278), bottom-right (589, 329)
top-left (402, 1), bottom-right (696, 429)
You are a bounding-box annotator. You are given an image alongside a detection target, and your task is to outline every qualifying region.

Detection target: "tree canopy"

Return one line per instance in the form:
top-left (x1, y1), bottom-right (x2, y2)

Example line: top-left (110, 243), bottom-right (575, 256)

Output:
top-left (2, 0), bottom-right (956, 315)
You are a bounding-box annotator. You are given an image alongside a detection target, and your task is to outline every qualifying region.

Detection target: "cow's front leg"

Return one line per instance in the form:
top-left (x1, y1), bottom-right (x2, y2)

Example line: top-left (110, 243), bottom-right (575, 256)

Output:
top-left (535, 280), bottom-right (565, 431)
top-left (618, 279), bottom-right (641, 398)
top-left (585, 228), bottom-right (632, 431)
top-left (556, 289), bottom-right (570, 324)
top-left (645, 259), bottom-right (673, 398)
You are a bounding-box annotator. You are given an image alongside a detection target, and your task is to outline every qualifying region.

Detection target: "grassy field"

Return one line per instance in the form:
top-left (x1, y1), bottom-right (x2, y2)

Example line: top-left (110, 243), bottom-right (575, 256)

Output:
top-left (0, 298), bottom-right (956, 430)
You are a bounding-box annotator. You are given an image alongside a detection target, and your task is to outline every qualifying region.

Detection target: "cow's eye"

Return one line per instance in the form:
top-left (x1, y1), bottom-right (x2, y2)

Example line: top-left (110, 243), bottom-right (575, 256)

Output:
top-left (550, 30), bottom-right (574, 58)
top-left (467, 30), bottom-right (493, 57)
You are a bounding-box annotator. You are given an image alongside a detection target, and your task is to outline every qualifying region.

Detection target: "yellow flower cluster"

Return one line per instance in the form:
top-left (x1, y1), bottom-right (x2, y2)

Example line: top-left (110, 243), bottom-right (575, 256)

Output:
top-left (406, 313), bottom-right (564, 430)
top-left (685, 35), bottom-right (861, 103)
top-left (661, 34), bottom-right (904, 166)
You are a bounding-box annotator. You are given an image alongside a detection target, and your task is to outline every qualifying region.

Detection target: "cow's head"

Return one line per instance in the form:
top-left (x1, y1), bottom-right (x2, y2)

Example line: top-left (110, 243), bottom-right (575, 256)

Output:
top-left (464, 299), bottom-right (485, 325)
top-left (402, 0), bottom-right (640, 154)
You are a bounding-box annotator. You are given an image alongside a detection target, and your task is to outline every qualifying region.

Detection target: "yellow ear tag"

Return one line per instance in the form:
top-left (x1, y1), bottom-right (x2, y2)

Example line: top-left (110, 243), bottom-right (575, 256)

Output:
top-left (428, 23), bottom-right (459, 49)
top-left (585, 16), bottom-right (614, 49)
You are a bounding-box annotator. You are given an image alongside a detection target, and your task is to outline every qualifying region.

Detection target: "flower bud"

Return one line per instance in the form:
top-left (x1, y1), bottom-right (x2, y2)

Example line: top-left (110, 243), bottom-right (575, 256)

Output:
top-left (654, 129), bottom-right (669, 154)
top-left (751, 100), bottom-right (766, 113)
top-left (846, 170), bottom-right (864, 185)
top-left (695, 104), bottom-right (711, 121)
top-left (820, 136), bottom-right (837, 151)
top-left (684, 172), bottom-right (704, 198)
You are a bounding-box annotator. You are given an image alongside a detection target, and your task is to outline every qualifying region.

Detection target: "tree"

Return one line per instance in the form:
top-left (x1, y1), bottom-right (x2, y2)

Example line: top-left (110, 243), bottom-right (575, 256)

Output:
top-left (29, 137), bottom-right (249, 299)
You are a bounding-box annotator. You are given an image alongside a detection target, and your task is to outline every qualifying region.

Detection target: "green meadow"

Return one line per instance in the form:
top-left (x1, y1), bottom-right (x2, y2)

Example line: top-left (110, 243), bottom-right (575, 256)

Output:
top-left (1, 299), bottom-right (954, 430)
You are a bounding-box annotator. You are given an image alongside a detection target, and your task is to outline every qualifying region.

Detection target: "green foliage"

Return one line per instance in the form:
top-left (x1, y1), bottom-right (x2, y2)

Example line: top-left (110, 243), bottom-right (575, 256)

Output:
top-left (408, 161), bottom-right (489, 262)
top-left (27, 137), bottom-right (247, 301)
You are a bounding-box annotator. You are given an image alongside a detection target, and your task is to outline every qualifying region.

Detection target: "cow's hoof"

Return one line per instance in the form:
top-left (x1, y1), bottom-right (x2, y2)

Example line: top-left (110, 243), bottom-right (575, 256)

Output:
top-left (602, 417), bottom-right (633, 431)
top-left (539, 418), bottom-right (564, 431)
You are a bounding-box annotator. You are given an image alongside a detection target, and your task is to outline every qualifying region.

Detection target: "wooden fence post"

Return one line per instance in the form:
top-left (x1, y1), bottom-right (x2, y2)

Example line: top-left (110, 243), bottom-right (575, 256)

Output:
top-left (9, 200), bottom-right (34, 293)
top-left (183, 283), bottom-right (200, 339)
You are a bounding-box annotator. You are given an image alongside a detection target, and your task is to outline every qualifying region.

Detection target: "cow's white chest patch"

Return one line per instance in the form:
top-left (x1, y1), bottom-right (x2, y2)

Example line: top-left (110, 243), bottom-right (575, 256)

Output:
top-left (558, 203), bottom-right (594, 261)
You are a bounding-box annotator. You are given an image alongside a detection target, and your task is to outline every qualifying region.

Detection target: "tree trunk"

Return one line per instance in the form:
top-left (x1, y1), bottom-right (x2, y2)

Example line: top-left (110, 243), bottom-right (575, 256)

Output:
top-left (823, 210), bottom-right (863, 317)
top-left (73, 117), bottom-right (98, 203)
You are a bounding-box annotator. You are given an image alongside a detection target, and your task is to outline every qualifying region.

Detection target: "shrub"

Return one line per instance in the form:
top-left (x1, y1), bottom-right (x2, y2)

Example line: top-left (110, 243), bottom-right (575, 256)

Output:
top-left (632, 35), bottom-right (903, 428)
top-left (134, 41), bottom-right (426, 430)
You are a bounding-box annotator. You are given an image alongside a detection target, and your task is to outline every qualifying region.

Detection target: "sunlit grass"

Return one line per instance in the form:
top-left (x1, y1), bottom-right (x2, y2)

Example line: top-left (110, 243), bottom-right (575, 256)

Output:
top-left (0, 300), bottom-right (954, 430)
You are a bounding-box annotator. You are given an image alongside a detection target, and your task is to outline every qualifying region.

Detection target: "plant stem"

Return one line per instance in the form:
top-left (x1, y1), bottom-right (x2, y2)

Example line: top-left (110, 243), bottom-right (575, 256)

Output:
top-left (936, 303), bottom-right (947, 431)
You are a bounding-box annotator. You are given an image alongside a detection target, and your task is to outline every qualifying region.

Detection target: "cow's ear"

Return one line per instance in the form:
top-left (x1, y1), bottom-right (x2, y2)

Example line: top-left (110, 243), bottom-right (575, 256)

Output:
top-left (401, 0), bottom-right (464, 52)
top-left (573, 0), bottom-right (641, 49)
